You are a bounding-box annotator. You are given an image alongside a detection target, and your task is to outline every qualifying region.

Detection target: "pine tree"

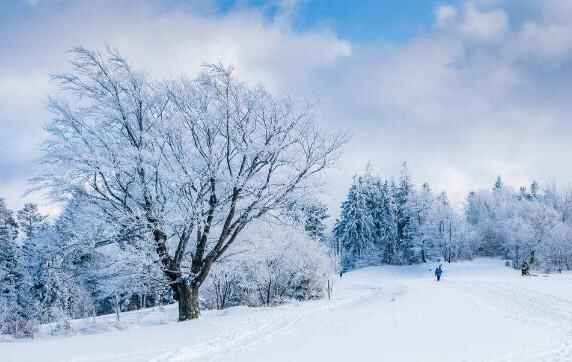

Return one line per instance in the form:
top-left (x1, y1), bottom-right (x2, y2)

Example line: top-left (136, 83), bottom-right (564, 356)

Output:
top-left (302, 202), bottom-right (329, 243)
top-left (435, 192), bottom-right (455, 263)
top-left (465, 191), bottom-right (480, 225)
top-left (530, 181), bottom-right (540, 200)
top-left (493, 176), bottom-right (504, 192)
top-left (334, 176), bottom-right (377, 270)
top-left (373, 180), bottom-right (396, 264)
top-left (414, 183), bottom-right (434, 263)
top-left (394, 163), bottom-right (417, 264)
top-left (0, 198), bottom-right (18, 243)
top-left (387, 181), bottom-right (402, 263)
top-left (17, 203), bottom-right (47, 240)
top-left (518, 186), bottom-right (530, 201)
top-left (16, 203), bottom-right (48, 322)
top-left (0, 198), bottom-right (28, 335)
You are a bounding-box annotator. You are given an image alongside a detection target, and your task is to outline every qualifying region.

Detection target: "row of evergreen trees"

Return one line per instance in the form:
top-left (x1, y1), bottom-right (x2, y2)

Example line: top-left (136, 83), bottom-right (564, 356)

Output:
top-left (0, 196), bottom-right (170, 337)
top-left (1, 200), bottom-right (54, 336)
top-left (334, 166), bottom-right (572, 273)
top-left (333, 164), bottom-right (472, 270)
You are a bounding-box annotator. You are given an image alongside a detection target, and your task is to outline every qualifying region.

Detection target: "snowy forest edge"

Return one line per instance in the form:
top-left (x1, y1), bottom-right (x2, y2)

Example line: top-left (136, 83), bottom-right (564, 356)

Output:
top-left (2, 47), bottom-right (572, 339)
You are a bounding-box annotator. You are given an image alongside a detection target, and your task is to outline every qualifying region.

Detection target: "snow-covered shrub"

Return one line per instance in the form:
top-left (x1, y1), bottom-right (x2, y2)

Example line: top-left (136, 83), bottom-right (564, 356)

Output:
top-left (537, 223), bottom-right (572, 273)
top-left (243, 226), bottom-right (335, 306)
top-left (202, 223), bottom-right (336, 309)
top-left (201, 258), bottom-right (244, 310)
top-left (0, 318), bottom-right (35, 338)
top-left (0, 298), bottom-right (35, 338)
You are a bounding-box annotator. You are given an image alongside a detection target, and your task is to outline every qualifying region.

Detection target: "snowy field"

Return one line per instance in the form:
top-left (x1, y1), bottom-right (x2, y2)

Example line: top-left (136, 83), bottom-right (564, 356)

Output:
top-left (3, 258), bottom-right (572, 362)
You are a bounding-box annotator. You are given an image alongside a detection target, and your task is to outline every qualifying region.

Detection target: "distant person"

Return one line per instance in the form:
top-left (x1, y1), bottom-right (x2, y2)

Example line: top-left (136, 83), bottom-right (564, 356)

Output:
top-left (521, 261), bottom-right (530, 277)
top-left (435, 264), bottom-right (443, 282)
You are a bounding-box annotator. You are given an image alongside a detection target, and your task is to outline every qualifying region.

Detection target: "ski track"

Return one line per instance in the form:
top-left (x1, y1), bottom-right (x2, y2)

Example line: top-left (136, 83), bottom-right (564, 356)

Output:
top-left (452, 280), bottom-right (572, 362)
top-left (152, 285), bottom-right (388, 362)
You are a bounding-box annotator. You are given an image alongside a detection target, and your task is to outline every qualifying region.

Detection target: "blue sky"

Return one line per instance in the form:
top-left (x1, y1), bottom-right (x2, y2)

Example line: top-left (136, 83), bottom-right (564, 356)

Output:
top-left (1, 0), bottom-right (461, 43)
top-left (295, 0), bottom-right (466, 42)
top-left (3, 0), bottom-right (572, 215)
top-left (217, 0), bottom-right (464, 42)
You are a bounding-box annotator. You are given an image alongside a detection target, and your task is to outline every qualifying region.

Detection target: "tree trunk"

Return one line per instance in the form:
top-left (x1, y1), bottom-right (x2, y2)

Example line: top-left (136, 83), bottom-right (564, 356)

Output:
top-left (514, 245), bottom-right (520, 269)
top-left (174, 283), bottom-right (200, 321)
top-left (113, 295), bottom-right (121, 322)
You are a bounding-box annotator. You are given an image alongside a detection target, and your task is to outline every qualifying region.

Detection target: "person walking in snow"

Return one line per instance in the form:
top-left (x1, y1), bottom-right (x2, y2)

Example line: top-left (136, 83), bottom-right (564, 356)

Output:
top-left (521, 261), bottom-right (530, 277)
top-left (435, 264), bottom-right (443, 282)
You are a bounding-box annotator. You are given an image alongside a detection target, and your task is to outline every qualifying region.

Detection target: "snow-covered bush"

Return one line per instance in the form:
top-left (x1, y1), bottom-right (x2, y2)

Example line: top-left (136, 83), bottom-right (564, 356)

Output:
top-left (0, 315), bottom-right (35, 338)
top-left (201, 259), bottom-right (244, 310)
top-left (202, 223), bottom-right (336, 309)
top-left (538, 223), bottom-right (572, 273)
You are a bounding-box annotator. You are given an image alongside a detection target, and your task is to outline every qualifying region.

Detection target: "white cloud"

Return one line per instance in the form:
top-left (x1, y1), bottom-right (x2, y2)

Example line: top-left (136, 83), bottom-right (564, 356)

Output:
top-left (3, 0), bottom-right (572, 216)
top-left (436, 5), bottom-right (458, 29)
top-left (0, 1), bottom-right (351, 213)
top-left (510, 22), bottom-right (572, 63)
top-left (437, 2), bottom-right (509, 43)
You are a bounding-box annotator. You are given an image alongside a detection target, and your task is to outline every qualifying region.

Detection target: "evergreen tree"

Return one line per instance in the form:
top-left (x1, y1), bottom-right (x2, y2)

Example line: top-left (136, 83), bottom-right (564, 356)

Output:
top-left (518, 186), bottom-right (530, 201)
top-left (0, 198), bottom-right (18, 243)
top-left (415, 183), bottom-right (435, 263)
top-left (333, 164), bottom-right (472, 268)
top-left (493, 176), bottom-right (504, 192)
top-left (530, 181), bottom-right (540, 200)
top-left (0, 198), bottom-right (27, 335)
top-left (334, 176), bottom-right (377, 270)
top-left (17, 203), bottom-right (47, 240)
top-left (394, 163), bottom-right (417, 264)
top-left (302, 202), bottom-right (329, 243)
top-left (465, 191), bottom-right (481, 225)
top-left (374, 181), bottom-right (396, 264)
top-left (435, 192), bottom-right (455, 262)
top-left (16, 203), bottom-right (48, 322)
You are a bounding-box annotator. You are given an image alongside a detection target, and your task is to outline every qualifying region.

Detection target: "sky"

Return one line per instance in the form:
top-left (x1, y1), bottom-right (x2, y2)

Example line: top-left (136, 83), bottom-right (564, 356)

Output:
top-left (2, 0), bottom-right (572, 216)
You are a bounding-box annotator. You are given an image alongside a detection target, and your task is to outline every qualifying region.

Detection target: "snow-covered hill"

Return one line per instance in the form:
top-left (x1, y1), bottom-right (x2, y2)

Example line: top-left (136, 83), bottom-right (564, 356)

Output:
top-left (3, 258), bottom-right (572, 362)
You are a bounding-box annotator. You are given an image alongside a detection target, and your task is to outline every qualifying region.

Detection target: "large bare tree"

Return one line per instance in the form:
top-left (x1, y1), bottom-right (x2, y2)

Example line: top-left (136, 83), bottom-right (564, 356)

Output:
top-left (37, 47), bottom-right (345, 321)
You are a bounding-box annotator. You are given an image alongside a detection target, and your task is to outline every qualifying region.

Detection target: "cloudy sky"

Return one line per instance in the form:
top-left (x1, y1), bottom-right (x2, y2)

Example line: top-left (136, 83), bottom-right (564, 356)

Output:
top-left (2, 0), bottom-right (572, 215)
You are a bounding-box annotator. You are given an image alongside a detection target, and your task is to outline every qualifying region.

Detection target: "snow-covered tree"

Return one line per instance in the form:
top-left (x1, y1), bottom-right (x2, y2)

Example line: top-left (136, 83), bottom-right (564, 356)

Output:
top-left (334, 174), bottom-right (379, 269)
top-left (0, 198), bottom-right (29, 336)
top-left (17, 203), bottom-right (47, 240)
top-left (334, 165), bottom-right (473, 269)
top-left (301, 202), bottom-right (329, 243)
top-left (393, 163), bottom-right (418, 264)
top-left (464, 178), bottom-right (572, 271)
top-left (414, 183), bottom-right (436, 263)
top-left (36, 47), bottom-right (345, 321)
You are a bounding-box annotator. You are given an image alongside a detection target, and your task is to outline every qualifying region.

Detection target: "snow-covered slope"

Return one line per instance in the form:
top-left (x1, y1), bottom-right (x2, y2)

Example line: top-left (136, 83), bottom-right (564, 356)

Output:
top-left (3, 258), bottom-right (572, 362)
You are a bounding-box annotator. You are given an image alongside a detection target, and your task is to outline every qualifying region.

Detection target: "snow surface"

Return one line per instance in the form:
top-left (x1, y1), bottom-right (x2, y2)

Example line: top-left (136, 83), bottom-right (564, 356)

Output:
top-left (3, 258), bottom-right (572, 362)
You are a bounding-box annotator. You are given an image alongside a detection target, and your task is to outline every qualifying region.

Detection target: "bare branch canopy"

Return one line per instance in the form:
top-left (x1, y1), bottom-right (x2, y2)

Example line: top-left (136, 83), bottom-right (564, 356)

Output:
top-left (36, 47), bottom-right (347, 321)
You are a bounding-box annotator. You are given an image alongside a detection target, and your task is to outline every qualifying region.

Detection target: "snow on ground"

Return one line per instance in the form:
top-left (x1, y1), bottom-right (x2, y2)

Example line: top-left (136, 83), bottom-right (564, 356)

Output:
top-left (3, 258), bottom-right (572, 362)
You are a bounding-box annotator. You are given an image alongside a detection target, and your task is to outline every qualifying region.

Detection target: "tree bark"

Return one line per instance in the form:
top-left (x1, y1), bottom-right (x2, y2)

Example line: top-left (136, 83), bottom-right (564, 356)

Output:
top-left (113, 295), bottom-right (121, 322)
top-left (174, 283), bottom-right (200, 321)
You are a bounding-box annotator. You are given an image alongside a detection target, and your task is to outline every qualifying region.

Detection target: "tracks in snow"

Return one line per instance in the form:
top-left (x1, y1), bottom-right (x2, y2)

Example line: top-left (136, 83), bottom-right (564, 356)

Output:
top-left (451, 279), bottom-right (572, 362)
